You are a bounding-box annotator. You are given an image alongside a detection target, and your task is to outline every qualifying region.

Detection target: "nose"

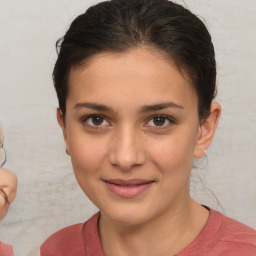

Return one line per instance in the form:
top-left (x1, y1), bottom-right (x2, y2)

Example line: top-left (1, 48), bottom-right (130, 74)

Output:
top-left (108, 125), bottom-right (146, 171)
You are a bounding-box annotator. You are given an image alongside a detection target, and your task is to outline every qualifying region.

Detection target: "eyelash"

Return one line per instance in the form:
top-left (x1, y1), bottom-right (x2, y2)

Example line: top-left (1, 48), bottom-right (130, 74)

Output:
top-left (81, 114), bottom-right (175, 129)
top-left (81, 114), bottom-right (110, 128)
top-left (145, 115), bottom-right (175, 128)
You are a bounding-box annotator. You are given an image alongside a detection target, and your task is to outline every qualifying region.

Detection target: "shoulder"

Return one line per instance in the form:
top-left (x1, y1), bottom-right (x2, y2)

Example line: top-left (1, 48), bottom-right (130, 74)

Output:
top-left (40, 212), bottom-right (101, 256)
top-left (219, 212), bottom-right (256, 246)
top-left (206, 209), bottom-right (256, 255)
top-left (40, 222), bottom-right (86, 256)
top-left (179, 208), bottom-right (256, 256)
top-left (0, 241), bottom-right (14, 256)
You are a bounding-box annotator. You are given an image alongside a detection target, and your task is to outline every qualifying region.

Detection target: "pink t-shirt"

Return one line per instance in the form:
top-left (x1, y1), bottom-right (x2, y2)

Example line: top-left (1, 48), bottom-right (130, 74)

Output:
top-left (40, 209), bottom-right (256, 256)
top-left (0, 241), bottom-right (14, 256)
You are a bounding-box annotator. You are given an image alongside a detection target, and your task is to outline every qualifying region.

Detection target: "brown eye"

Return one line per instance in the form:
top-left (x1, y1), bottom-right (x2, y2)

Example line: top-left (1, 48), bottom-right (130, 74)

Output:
top-left (153, 116), bottom-right (166, 126)
top-left (84, 115), bottom-right (109, 127)
top-left (146, 115), bottom-right (174, 128)
top-left (92, 116), bottom-right (104, 125)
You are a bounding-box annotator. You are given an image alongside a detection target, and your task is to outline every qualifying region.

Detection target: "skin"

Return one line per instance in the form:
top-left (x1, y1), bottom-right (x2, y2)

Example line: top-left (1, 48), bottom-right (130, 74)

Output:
top-left (0, 168), bottom-right (18, 220)
top-left (58, 48), bottom-right (221, 256)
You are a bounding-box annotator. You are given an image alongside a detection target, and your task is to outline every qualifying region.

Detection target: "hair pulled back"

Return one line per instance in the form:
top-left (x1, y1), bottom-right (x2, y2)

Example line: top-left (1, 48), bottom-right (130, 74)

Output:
top-left (54, 0), bottom-right (216, 119)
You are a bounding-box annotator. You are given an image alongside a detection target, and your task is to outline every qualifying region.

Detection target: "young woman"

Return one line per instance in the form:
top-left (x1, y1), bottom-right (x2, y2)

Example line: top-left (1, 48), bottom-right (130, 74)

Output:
top-left (41, 0), bottom-right (256, 255)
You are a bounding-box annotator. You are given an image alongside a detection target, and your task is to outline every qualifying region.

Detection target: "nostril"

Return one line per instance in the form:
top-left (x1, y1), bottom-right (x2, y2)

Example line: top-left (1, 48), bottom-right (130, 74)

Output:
top-left (108, 129), bottom-right (146, 170)
top-left (109, 151), bottom-right (146, 171)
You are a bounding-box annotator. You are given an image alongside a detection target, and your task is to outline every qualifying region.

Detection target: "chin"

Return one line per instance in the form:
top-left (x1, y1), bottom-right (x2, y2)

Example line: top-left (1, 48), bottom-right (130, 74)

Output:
top-left (100, 203), bottom-right (153, 227)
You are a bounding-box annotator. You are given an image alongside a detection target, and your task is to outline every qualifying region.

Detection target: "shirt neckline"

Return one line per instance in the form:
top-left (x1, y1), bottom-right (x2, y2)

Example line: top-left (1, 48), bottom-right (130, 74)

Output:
top-left (84, 208), bottom-right (223, 256)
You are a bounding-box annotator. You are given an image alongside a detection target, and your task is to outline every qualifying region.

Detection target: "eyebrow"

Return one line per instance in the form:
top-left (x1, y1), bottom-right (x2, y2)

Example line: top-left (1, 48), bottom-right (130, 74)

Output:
top-left (139, 102), bottom-right (184, 114)
top-left (73, 101), bottom-right (184, 113)
top-left (74, 102), bottom-right (114, 112)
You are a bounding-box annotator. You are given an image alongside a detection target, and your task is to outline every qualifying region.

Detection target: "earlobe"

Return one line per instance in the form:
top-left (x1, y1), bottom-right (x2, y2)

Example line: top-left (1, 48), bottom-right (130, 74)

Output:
top-left (194, 102), bottom-right (221, 158)
top-left (56, 109), bottom-right (70, 155)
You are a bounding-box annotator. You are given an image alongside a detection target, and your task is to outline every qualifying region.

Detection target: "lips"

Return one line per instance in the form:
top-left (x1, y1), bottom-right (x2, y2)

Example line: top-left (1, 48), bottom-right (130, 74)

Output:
top-left (103, 179), bottom-right (154, 198)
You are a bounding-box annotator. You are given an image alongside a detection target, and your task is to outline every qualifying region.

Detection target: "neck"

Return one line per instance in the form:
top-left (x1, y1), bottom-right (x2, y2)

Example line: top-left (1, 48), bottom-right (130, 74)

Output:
top-left (99, 198), bottom-right (209, 256)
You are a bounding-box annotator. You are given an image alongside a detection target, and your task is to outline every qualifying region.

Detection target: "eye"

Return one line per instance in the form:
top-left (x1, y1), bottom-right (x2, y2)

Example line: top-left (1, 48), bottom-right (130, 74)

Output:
top-left (83, 115), bottom-right (110, 127)
top-left (146, 115), bottom-right (174, 127)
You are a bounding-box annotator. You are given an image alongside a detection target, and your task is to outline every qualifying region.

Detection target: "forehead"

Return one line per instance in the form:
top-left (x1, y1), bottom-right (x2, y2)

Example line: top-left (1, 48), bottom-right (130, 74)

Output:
top-left (67, 48), bottom-right (197, 109)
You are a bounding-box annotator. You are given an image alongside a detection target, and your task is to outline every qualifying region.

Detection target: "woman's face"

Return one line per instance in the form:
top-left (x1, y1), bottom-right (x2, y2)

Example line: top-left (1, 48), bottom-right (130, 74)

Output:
top-left (59, 48), bottom-right (205, 225)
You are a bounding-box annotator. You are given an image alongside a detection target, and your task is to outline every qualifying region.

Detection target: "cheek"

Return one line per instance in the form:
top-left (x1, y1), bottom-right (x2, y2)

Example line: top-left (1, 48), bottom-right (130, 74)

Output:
top-left (148, 134), bottom-right (196, 172)
top-left (68, 135), bottom-right (109, 176)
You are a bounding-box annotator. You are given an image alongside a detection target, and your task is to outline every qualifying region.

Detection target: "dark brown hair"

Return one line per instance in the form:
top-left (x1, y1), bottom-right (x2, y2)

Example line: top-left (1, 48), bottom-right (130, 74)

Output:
top-left (53, 0), bottom-right (216, 120)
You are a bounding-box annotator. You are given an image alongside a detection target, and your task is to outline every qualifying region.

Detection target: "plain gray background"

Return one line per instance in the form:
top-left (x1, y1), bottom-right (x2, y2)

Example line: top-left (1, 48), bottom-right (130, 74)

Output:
top-left (0, 1), bottom-right (256, 255)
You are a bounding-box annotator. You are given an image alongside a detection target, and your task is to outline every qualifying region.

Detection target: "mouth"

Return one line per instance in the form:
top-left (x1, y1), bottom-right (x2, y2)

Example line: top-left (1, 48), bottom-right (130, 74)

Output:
top-left (103, 179), bottom-right (155, 198)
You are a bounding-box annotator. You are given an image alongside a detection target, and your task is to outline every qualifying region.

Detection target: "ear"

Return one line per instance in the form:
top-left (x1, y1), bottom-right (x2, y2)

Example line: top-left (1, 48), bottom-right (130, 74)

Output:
top-left (56, 109), bottom-right (70, 155)
top-left (194, 102), bottom-right (221, 158)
